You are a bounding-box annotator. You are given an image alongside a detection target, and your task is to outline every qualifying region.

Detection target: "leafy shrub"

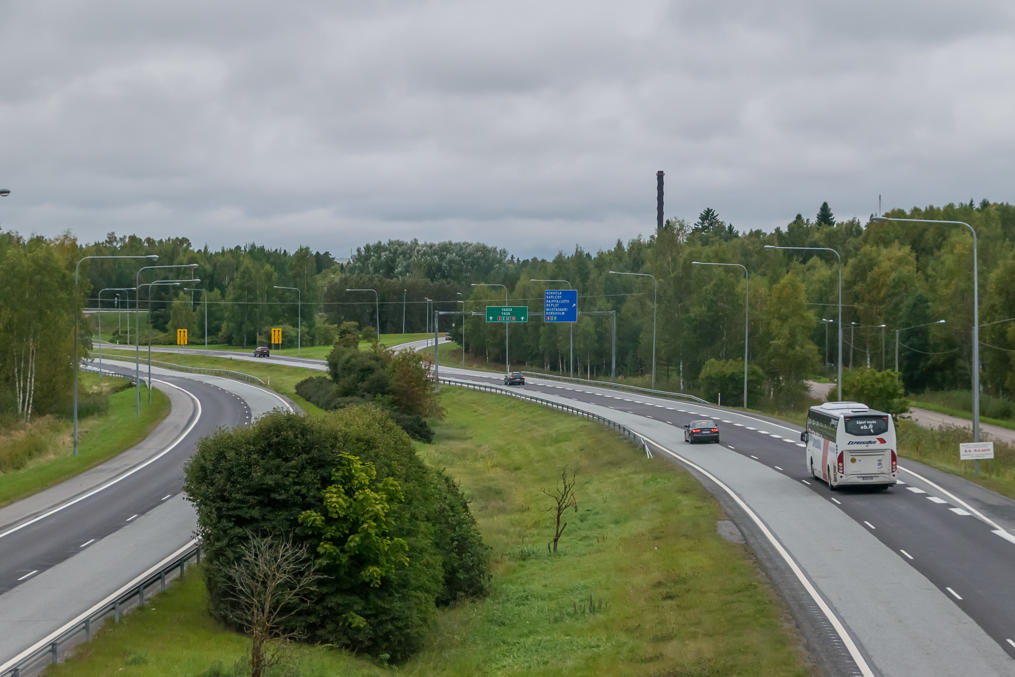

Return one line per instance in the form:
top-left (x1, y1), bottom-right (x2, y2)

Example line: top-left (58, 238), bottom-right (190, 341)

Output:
top-left (295, 376), bottom-right (432, 441)
top-left (183, 408), bottom-right (489, 663)
top-left (697, 358), bottom-right (765, 407)
top-left (843, 367), bottom-right (908, 417)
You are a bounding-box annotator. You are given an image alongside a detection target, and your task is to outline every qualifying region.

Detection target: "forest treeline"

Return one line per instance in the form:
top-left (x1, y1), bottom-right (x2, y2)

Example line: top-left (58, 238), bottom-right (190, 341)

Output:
top-left (3, 199), bottom-right (1015, 421)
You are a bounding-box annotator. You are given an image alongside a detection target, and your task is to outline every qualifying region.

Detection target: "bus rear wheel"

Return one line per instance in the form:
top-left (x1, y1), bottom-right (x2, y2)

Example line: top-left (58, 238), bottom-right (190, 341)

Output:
top-left (827, 466), bottom-right (837, 491)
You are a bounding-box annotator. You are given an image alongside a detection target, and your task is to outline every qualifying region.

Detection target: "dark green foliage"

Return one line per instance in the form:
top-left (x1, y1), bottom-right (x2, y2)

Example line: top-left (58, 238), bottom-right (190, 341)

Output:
top-left (697, 359), bottom-right (766, 407)
top-left (183, 409), bottom-right (489, 663)
top-left (816, 201), bottom-right (835, 226)
top-left (431, 471), bottom-right (491, 604)
top-left (326, 345), bottom-right (390, 397)
top-left (843, 368), bottom-right (908, 417)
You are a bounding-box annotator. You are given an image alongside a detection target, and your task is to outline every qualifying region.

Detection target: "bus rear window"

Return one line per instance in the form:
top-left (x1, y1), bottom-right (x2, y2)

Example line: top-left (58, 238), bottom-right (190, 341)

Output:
top-left (844, 416), bottom-right (889, 436)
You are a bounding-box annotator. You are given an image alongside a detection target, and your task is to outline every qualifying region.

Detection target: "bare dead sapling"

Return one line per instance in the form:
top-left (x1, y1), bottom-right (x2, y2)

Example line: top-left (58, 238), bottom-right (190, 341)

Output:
top-left (222, 533), bottom-right (320, 677)
top-left (543, 467), bottom-right (578, 553)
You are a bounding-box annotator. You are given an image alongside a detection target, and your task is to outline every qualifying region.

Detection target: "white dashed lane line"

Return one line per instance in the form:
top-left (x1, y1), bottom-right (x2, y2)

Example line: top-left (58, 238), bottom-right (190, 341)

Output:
top-left (161, 494), bottom-right (172, 501)
top-left (907, 487), bottom-right (926, 494)
top-left (774, 465), bottom-right (783, 471)
top-left (926, 496), bottom-right (947, 504)
top-left (79, 539), bottom-right (95, 549)
top-left (900, 549), bottom-right (914, 560)
top-left (946, 587), bottom-right (963, 601)
top-left (950, 508), bottom-right (971, 516)
top-left (830, 497), bottom-right (842, 505)
top-left (750, 455), bottom-right (759, 460)
top-left (734, 423), bottom-right (744, 427)
top-left (17, 570), bottom-right (38, 581)
top-left (863, 520), bottom-right (876, 530)
top-left (126, 514), bottom-right (138, 522)
top-left (1007, 639), bottom-right (1015, 650)
top-left (801, 479), bottom-right (811, 486)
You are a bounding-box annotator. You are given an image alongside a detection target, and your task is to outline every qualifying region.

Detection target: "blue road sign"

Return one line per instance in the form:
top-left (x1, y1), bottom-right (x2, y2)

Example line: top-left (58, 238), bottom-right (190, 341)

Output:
top-left (544, 289), bottom-right (577, 323)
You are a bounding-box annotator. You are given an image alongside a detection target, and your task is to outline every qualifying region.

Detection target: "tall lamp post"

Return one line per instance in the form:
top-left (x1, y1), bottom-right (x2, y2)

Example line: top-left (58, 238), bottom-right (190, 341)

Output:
top-left (346, 288), bottom-right (379, 344)
top-left (765, 245), bottom-right (842, 400)
top-left (530, 278), bottom-right (575, 378)
top-left (821, 318), bottom-right (834, 367)
top-left (134, 263), bottom-right (198, 415)
top-left (273, 285), bottom-right (301, 355)
top-left (74, 254), bottom-right (158, 457)
top-left (472, 282), bottom-right (509, 373)
top-left (608, 270), bottom-right (657, 389)
top-left (142, 280), bottom-right (198, 403)
top-left (692, 262), bottom-right (749, 408)
top-left (457, 292), bottom-right (465, 366)
top-left (97, 287), bottom-right (136, 384)
top-left (402, 289), bottom-right (407, 334)
top-left (895, 319), bottom-right (946, 373)
top-left (873, 215), bottom-right (980, 445)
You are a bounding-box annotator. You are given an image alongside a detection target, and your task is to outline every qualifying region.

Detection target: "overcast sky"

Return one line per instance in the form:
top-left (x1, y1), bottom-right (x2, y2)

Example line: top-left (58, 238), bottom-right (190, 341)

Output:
top-left (3, 1), bottom-right (1014, 259)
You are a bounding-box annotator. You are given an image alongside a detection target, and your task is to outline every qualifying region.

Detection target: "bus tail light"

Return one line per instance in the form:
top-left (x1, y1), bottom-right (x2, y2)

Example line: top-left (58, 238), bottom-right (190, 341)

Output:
top-left (837, 451), bottom-right (844, 475)
top-left (891, 449), bottom-right (897, 474)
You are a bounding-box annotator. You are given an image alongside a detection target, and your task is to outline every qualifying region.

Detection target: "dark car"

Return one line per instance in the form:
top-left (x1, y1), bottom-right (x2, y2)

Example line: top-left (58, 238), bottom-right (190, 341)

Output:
top-left (684, 419), bottom-right (719, 444)
top-left (253, 346), bottom-right (270, 357)
top-left (504, 371), bottom-right (525, 386)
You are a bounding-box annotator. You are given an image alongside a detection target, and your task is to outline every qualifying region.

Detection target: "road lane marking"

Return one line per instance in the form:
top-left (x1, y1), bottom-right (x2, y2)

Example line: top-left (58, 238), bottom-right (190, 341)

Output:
top-left (906, 487), bottom-right (926, 494)
top-left (949, 508), bottom-right (971, 516)
top-left (1007, 639), bottom-right (1015, 650)
top-left (161, 494), bottom-right (172, 501)
top-left (79, 539), bottom-right (95, 548)
top-left (946, 587), bottom-right (963, 601)
top-left (126, 514), bottom-right (139, 522)
top-left (774, 465), bottom-right (783, 471)
top-left (926, 496), bottom-right (947, 504)
top-left (796, 443), bottom-right (806, 448)
top-left (0, 380), bottom-right (202, 543)
top-left (901, 465), bottom-right (1014, 539)
top-left (900, 549), bottom-right (914, 560)
top-left (17, 570), bottom-right (38, 581)
top-left (734, 423), bottom-right (744, 427)
top-left (801, 480), bottom-right (810, 486)
top-left (863, 521), bottom-right (876, 530)
top-left (750, 455), bottom-right (759, 459)
top-left (745, 426), bottom-right (756, 430)
top-left (992, 529), bottom-right (1015, 545)
top-left (632, 431), bottom-right (875, 677)
top-left (830, 497), bottom-right (841, 505)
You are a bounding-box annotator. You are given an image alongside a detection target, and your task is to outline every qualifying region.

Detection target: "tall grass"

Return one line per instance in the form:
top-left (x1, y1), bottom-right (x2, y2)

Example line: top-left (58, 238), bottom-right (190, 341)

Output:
top-left (899, 420), bottom-right (1015, 498)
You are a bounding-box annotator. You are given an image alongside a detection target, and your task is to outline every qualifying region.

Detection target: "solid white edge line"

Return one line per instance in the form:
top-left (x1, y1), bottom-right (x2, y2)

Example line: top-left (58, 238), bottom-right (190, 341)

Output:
top-left (900, 465), bottom-right (1013, 539)
top-left (946, 587), bottom-right (963, 601)
top-left (0, 539), bottom-right (198, 673)
top-left (635, 431), bottom-right (874, 677)
top-left (899, 549), bottom-right (914, 560)
top-left (0, 380), bottom-right (201, 542)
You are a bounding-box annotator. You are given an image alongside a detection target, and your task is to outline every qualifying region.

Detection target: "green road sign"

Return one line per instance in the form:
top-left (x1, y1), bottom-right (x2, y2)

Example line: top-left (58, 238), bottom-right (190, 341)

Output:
top-left (486, 305), bottom-right (528, 323)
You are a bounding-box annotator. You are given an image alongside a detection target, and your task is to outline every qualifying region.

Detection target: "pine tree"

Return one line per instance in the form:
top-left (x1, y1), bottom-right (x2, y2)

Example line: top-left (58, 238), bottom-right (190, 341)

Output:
top-left (816, 201), bottom-right (835, 226)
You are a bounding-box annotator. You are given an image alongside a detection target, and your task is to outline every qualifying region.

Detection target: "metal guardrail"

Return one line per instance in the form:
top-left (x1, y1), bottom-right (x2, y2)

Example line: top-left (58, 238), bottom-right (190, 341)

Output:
top-left (0, 542), bottom-right (202, 677)
top-left (520, 370), bottom-right (710, 405)
top-left (438, 377), bottom-right (655, 457)
top-left (86, 358), bottom-right (266, 386)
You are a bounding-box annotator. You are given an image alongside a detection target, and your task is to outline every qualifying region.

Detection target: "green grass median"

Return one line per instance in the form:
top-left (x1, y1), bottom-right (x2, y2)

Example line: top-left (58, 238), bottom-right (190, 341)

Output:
top-left (48, 387), bottom-right (811, 676)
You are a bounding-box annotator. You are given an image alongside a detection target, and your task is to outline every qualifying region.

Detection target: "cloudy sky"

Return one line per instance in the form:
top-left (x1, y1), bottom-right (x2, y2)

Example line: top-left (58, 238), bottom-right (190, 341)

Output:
top-left (3, 1), bottom-right (1014, 259)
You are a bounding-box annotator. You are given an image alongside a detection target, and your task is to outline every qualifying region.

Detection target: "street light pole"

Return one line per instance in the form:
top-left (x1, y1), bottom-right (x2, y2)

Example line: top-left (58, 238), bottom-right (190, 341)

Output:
top-left (692, 262), bottom-right (749, 408)
top-left (608, 271), bottom-right (657, 389)
top-left (273, 286), bottom-right (301, 355)
top-left (895, 319), bottom-right (946, 372)
top-left (134, 263), bottom-right (198, 415)
top-left (457, 292), bottom-right (465, 366)
top-left (143, 280), bottom-right (197, 402)
top-left (74, 254), bottom-right (158, 456)
top-left (183, 287), bottom-right (206, 348)
top-left (402, 289), bottom-right (407, 334)
top-left (530, 278), bottom-right (575, 378)
top-left (765, 245), bottom-right (843, 400)
top-left (346, 288), bottom-right (379, 344)
top-left (821, 318), bottom-right (834, 368)
top-left (472, 283), bottom-right (509, 373)
top-left (97, 287), bottom-right (136, 385)
top-left (873, 215), bottom-right (980, 445)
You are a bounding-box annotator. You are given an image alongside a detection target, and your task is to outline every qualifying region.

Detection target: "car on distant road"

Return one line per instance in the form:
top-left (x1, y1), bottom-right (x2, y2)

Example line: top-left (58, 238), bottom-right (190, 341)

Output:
top-left (504, 371), bottom-right (525, 386)
top-left (684, 419), bottom-right (719, 444)
top-left (253, 346), bottom-right (270, 357)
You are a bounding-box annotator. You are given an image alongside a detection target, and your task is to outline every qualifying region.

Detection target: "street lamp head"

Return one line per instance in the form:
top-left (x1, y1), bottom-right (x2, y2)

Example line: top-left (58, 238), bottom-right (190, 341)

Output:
top-left (937, 319), bottom-right (947, 325)
top-left (146, 255), bottom-right (159, 260)
top-left (0, 189), bottom-right (10, 197)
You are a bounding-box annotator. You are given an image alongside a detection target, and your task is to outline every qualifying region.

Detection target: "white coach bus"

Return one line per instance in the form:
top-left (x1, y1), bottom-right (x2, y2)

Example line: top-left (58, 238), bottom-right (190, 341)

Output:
top-left (802, 401), bottom-right (898, 490)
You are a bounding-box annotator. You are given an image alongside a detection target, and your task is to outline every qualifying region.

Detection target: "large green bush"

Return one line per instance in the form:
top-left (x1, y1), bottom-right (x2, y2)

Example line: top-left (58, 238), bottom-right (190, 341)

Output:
top-left (183, 408), bottom-right (488, 662)
top-left (843, 367), bottom-right (908, 416)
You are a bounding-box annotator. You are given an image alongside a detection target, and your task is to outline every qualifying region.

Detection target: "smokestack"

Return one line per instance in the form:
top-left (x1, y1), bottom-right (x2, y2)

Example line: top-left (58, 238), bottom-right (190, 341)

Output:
top-left (656, 170), bottom-right (664, 229)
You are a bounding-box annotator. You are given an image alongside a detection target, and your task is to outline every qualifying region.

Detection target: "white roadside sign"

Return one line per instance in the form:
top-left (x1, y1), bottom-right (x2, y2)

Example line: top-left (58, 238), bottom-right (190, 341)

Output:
top-left (959, 442), bottom-right (994, 460)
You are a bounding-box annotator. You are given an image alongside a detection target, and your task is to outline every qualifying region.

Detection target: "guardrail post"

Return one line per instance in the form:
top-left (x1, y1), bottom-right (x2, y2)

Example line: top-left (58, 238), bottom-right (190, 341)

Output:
top-left (139, 584), bottom-right (145, 607)
top-left (161, 571), bottom-right (167, 592)
top-left (114, 600), bottom-right (120, 623)
top-left (85, 617), bottom-right (91, 641)
top-left (49, 641), bottom-right (58, 664)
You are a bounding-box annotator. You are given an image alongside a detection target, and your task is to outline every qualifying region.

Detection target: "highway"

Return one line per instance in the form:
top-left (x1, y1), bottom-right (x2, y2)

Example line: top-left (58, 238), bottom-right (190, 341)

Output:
top-left (3, 342), bottom-right (1014, 675)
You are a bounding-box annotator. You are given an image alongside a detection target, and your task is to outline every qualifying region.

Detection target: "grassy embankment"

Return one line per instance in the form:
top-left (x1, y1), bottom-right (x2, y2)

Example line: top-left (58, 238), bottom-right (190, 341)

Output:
top-left (0, 373), bottom-right (169, 506)
top-left (47, 384), bottom-right (812, 676)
